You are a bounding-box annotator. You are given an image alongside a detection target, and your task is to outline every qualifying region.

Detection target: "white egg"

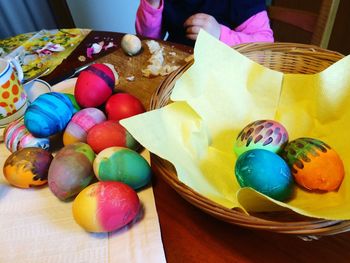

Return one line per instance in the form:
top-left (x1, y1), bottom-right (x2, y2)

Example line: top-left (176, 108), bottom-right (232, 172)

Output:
top-left (121, 34), bottom-right (142, 56)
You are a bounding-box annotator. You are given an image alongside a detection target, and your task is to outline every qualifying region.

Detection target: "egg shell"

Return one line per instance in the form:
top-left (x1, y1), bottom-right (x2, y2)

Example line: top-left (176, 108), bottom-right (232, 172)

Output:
top-left (234, 120), bottom-right (289, 157)
top-left (4, 119), bottom-right (50, 152)
top-left (23, 79), bottom-right (51, 103)
top-left (105, 93), bottom-right (145, 121)
top-left (94, 147), bottom-right (151, 189)
top-left (121, 34), bottom-right (142, 56)
top-left (235, 149), bottom-right (294, 201)
top-left (72, 181), bottom-right (140, 232)
top-left (48, 142), bottom-right (96, 201)
top-left (281, 137), bottom-right (345, 191)
top-left (24, 92), bottom-right (79, 137)
top-left (87, 120), bottom-right (139, 153)
top-left (3, 147), bottom-right (53, 188)
top-left (63, 108), bottom-right (106, 145)
top-left (75, 63), bottom-right (115, 108)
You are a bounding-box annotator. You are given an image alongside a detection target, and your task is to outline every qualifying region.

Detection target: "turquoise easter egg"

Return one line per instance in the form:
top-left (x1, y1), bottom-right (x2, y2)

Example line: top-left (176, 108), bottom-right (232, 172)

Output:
top-left (93, 147), bottom-right (151, 189)
top-left (24, 92), bottom-right (79, 137)
top-left (235, 149), bottom-right (293, 201)
top-left (234, 120), bottom-right (289, 157)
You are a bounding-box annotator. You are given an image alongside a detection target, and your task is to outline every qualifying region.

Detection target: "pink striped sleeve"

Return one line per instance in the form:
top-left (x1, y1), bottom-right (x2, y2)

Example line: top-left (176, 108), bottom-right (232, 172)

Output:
top-left (219, 11), bottom-right (274, 46)
top-left (135, 0), bottom-right (164, 39)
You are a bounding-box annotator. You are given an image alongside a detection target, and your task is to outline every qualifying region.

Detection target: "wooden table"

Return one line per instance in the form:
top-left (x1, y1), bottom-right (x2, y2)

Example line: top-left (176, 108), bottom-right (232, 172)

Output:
top-left (43, 31), bottom-right (350, 263)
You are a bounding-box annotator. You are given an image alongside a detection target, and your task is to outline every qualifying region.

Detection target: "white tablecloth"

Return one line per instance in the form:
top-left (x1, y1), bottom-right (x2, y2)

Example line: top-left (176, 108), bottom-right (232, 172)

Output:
top-left (0, 144), bottom-right (166, 263)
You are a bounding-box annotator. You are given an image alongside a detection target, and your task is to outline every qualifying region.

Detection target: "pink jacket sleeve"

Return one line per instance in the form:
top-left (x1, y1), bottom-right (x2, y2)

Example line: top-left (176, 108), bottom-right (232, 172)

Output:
top-left (135, 1), bottom-right (274, 46)
top-left (220, 11), bottom-right (274, 46)
top-left (135, 0), bottom-right (163, 39)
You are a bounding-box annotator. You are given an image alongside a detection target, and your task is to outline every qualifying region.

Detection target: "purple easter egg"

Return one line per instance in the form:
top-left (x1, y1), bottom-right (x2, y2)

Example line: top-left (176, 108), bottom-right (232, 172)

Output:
top-left (48, 142), bottom-right (96, 201)
top-left (234, 120), bottom-right (289, 157)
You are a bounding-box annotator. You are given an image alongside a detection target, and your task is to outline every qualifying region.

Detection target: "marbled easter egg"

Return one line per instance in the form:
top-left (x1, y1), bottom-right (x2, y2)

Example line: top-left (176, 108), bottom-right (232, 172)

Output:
top-left (235, 149), bottom-right (294, 201)
top-left (234, 120), bottom-right (289, 157)
top-left (63, 107), bottom-right (106, 145)
top-left (93, 147), bottom-right (151, 189)
top-left (3, 147), bottom-right (53, 188)
top-left (4, 119), bottom-right (50, 152)
top-left (75, 63), bottom-right (115, 108)
top-left (48, 142), bottom-right (95, 201)
top-left (87, 120), bottom-right (139, 153)
top-left (280, 138), bottom-right (345, 191)
top-left (72, 181), bottom-right (140, 232)
top-left (105, 93), bottom-right (145, 121)
top-left (24, 92), bottom-right (79, 137)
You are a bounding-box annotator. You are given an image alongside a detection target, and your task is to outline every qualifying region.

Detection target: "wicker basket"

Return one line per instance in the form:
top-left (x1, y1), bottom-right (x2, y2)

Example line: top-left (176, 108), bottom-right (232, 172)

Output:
top-left (149, 42), bottom-right (350, 237)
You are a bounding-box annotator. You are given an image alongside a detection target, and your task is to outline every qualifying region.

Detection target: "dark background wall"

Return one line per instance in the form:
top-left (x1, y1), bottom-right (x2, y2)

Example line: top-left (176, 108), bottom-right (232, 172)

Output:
top-left (273, 0), bottom-right (350, 55)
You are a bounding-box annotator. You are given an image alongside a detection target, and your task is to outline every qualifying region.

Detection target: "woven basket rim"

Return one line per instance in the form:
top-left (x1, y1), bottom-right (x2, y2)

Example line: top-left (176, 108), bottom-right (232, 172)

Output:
top-left (150, 42), bottom-right (349, 236)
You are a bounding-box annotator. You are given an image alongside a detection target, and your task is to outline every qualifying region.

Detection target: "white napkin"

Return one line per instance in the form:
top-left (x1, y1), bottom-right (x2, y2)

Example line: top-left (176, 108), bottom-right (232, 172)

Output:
top-left (0, 145), bottom-right (166, 263)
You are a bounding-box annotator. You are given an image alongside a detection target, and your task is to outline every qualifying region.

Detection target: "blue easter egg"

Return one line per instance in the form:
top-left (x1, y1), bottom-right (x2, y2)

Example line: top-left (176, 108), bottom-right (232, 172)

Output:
top-left (235, 149), bottom-right (293, 201)
top-left (24, 92), bottom-right (79, 137)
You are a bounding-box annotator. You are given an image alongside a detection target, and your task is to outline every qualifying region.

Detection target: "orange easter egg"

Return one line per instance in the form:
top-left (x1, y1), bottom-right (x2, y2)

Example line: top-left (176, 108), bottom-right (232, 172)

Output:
top-left (281, 138), bottom-right (344, 191)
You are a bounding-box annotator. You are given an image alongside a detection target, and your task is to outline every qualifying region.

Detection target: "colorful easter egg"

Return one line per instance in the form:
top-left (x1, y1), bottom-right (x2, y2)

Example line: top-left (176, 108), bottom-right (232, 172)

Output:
top-left (48, 142), bottom-right (95, 201)
top-left (3, 147), bottom-right (53, 188)
top-left (72, 181), bottom-right (140, 232)
top-left (281, 138), bottom-right (344, 191)
top-left (4, 119), bottom-right (50, 152)
top-left (234, 120), bottom-right (289, 157)
top-left (93, 147), bottom-right (151, 189)
top-left (63, 108), bottom-right (106, 145)
top-left (105, 93), bottom-right (145, 121)
top-left (87, 120), bottom-right (139, 153)
top-left (235, 149), bottom-right (293, 201)
top-left (75, 63), bottom-right (115, 108)
top-left (24, 92), bottom-right (79, 137)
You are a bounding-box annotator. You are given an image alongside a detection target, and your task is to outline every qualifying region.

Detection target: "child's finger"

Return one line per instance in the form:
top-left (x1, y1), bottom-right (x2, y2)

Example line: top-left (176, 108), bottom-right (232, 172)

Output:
top-left (186, 33), bottom-right (198, 41)
top-left (185, 26), bottom-right (201, 35)
top-left (184, 14), bottom-right (207, 27)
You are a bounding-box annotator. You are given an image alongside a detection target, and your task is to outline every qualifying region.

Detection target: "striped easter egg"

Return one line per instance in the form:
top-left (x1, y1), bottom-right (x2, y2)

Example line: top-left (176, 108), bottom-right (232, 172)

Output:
top-left (63, 107), bottom-right (106, 145)
top-left (4, 119), bottom-right (50, 152)
top-left (75, 63), bottom-right (115, 108)
top-left (24, 92), bottom-right (79, 137)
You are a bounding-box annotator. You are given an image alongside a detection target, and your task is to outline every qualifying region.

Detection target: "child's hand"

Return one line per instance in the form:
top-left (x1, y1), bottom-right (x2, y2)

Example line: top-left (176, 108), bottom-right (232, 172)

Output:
top-left (184, 13), bottom-right (221, 41)
top-left (146, 0), bottom-right (161, 8)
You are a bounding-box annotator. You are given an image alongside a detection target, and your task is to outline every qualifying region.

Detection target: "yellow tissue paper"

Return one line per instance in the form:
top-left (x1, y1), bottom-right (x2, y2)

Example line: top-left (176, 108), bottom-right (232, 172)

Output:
top-left (121, 30), bottom-right (350, 220)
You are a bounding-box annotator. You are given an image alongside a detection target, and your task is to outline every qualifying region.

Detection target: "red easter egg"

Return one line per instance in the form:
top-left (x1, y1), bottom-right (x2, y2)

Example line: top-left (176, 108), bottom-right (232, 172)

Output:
top-left (87, 120), bottom-right (139, 153)
top-left (105, 93), bottom-right (145, 121)
top-left (75, 63), bottom-right (115, 108)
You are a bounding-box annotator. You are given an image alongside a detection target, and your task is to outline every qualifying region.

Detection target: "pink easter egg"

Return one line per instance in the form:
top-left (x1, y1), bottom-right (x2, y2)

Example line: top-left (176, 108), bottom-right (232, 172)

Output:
top-left (72, 181), bottom-right (140, 232)
top-left (4, 119), bottom-right (50, 152)
top-left (75, 63), bottom-right (115, 108)
top-left (63, 108), bottom-right (106, 145)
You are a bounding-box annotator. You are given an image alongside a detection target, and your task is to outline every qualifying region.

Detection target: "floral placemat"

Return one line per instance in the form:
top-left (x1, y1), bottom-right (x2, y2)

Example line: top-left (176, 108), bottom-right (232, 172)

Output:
top-left (0, 29), bottom-right (90, 81)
